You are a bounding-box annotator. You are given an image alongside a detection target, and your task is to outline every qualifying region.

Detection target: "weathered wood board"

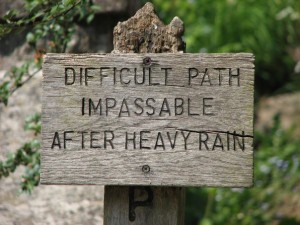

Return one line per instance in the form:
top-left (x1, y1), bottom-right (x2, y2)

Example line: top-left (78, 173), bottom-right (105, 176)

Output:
top-left (41, 53), bottom-right (254, 187)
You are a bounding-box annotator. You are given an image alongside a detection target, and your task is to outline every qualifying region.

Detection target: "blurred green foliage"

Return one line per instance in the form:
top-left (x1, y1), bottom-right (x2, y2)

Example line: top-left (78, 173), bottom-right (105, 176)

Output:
top-left (0, 114), bottom-right (40, 193)
top-left (0, 0), bottom-right (100, 106)
top-left (149, 1), bottom-right (300, 224)
top-left (151, 0), bottom-right (300, 97)
top-left (0, 1), bottom-right (299, 224)
top-left (0, 0), bottom-right (99, 192)
top-left (185, 116), bottom-right (300, 225)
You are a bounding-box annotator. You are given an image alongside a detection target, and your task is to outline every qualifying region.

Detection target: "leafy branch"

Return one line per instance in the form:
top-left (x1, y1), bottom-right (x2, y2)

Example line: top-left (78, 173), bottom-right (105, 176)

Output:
top-left (0, 0), bottom-right (100, 193)
top-left (0, 0), bottom-right (100, 106)
top-left (0, 0), bottom-right (88, 38)
top-left (0, 60), bottom-right (41, 105)
top-left (0, 113), bottom-right (41, 193)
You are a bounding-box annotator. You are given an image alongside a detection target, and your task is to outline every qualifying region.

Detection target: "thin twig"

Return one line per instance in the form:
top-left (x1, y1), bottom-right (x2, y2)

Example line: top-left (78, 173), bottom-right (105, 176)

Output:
top-left (10, 68), bottom-right (41, 95)
top-left (0, 0), bottom-right (81, 35)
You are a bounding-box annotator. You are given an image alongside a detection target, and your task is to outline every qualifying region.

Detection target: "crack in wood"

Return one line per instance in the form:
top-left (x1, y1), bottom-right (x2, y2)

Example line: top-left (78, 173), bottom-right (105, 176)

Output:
top-left (176, 128), bottom-right (254, 138)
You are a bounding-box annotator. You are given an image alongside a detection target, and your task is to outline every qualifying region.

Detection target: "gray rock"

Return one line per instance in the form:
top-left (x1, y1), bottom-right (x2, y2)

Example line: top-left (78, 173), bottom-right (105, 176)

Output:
top-left (113, 2), bottom-right (185, 53)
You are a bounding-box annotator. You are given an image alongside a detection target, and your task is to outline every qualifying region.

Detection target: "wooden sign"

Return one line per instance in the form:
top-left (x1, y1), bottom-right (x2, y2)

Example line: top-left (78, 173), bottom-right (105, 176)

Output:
top-left (41, 53), bottom-right (254, 187)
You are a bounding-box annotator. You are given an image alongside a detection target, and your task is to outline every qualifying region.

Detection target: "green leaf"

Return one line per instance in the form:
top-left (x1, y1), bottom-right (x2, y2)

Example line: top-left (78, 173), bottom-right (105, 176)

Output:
top-left (0, 81), bottom-right (10, 106)
top-left (62, 0), bottom-right (76, 7)
top-left (24, 113), bottom-right (41, 134)
top-left (26, 32), bottom-right (36, 44)
top-left (90, 4), bottom-right (102, 12)
top-left (199, 218), bottom-right (212, 225)
top-left (86, 13), bottom-right (94, 24)
top-left (3, 9), bottom-right (18, 20)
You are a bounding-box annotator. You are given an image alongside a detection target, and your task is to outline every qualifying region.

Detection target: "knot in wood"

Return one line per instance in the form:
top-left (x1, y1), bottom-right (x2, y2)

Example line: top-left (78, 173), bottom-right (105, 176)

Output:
top-left (112, 2), bottom-right (185, 53)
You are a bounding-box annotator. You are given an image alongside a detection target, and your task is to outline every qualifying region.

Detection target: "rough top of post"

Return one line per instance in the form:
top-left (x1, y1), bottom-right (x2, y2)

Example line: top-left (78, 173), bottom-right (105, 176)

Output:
top-left (112, 2), bottom-right (185, 53)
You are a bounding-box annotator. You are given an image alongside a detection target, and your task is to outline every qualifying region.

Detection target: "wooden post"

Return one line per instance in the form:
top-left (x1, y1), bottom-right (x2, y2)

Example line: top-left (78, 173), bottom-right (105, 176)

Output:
top-left (104, 3), bottom-right (186, 225)
top-left (41, 2), bottom-right (254, 224)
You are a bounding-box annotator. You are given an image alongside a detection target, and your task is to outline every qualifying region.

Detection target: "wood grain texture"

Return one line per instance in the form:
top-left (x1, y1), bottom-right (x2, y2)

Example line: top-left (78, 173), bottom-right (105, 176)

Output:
top-left (104, 186), bottom-right (185, 225)
top-left (41, 53), bottom-right (254, 187)
top-left (104, 4), bottom-right (186, 225)
top-left (41, 3), bottom-right (254, 225)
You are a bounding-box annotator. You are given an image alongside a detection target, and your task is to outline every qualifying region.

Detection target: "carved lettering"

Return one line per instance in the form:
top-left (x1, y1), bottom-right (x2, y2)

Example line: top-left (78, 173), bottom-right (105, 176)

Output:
top-left (65, 67), bottom-right (75, 85)
top-left (51, 132), bottom-right (61, 149)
